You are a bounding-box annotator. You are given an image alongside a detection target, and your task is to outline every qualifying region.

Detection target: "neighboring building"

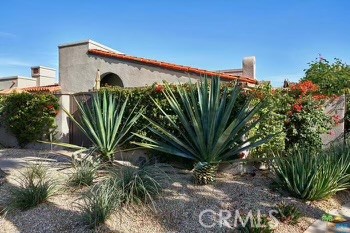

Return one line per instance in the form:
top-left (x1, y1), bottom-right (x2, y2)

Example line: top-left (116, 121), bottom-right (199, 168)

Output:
top-left (0, 66), bottom-right (58, 92)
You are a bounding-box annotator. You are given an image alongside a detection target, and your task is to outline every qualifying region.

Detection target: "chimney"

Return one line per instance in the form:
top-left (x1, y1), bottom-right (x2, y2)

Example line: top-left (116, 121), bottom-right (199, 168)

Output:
top-left (242, 56), bottom-right (256, 79)
top-left (31, 66), bottom-right (56, 86)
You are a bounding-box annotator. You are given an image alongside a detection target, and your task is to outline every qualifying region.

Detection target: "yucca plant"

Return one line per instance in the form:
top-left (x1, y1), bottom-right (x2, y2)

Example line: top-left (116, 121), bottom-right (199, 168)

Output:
top-left (272, 147), bottom-right (350, 201)
top-left (275, 202), bottom-right (301, 225)
top-left (65, 91), bottom-right (143, 162)
top-left (133, 77), bottom-right (272, 184)
top-left (10, 164), bottom-right (57, 210)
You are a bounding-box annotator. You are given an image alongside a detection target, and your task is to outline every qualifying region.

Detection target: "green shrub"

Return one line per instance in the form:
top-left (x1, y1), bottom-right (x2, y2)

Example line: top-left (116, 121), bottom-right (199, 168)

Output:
top-left (133, 77), bottom-right (272, 184)
top-left (321, 213), bottom-right (334, 222)
top-left (275, 202), bottom-right (301, 225)
top-left (272, 147), bottom-right (350, 201)
top-left (301, 58), bottom-right (350, 132)
top-left (284, 95), bottom-right (333, 151)
top-left (1, 93), bottom-right (59, 147)
top-left (101, 81), bottom-right (245, 148)
top-left (69, 157), bottom-right (100, 186)
top-left (108, 163), bottom-right (167, 207)
top-left (10, 164), bottom-right (57, 210)
top-left (248, 85), bottom-right (287, 159)
top-left (80, 182), bottom-right (121, 228)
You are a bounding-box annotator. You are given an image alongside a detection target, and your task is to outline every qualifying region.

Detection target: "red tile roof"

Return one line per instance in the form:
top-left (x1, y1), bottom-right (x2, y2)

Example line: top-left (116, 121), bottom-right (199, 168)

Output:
top-left (22, 84), bottom-right (61, 93)
top-left (88, 49), bottom-right (257, 84)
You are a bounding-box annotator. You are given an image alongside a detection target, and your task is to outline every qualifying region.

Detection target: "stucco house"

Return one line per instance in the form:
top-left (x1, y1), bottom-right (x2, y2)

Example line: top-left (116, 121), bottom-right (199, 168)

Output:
top-left (58, 40), bottom-right (257, 94)
top-left (0, 66), bottom-right (58, 92)
top-left (0, 39), bottom-right (258, 146)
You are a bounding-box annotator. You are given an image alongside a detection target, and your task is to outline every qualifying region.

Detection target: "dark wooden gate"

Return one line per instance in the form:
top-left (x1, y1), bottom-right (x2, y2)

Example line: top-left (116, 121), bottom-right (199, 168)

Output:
top-left (69, 92), bottom-right (94, 147)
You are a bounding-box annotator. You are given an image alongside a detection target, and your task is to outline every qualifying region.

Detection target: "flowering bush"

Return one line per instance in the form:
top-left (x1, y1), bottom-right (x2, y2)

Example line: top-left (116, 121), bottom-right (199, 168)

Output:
top-left (285, 95), bottom-right (333, 151)
top-left (0, 93), bottom-right (59, 147)
top-left (289, 80), bottom-right (319, 97)
top-left (248, 85), bottom-right (287, 159)
top-left (302, 58), bottom-right (350, 132)
top-left (250, 80), bottom-right (334, 155)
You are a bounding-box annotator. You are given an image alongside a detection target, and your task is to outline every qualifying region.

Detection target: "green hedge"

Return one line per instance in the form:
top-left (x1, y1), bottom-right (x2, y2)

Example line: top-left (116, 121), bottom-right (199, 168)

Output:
top-left (99, 82), bottom-right (246, 149)
top-left (0, 93), bottom-right (59, 147)
top-left (89, 79), bottom-right (333, 159)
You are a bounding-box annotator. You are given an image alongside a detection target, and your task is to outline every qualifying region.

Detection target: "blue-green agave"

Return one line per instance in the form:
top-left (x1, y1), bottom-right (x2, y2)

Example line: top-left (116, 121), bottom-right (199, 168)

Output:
top-left (133, 77), bottom-right (273, 184)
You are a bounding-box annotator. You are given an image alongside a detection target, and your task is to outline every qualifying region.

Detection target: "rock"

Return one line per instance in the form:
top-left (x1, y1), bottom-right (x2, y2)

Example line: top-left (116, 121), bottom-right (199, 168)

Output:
top-left (0, 168), bottom-right (6, 177)
top-left (0, 168), bottom-right (7, 186)
top-left (219, 162), bottom-right (256, 176)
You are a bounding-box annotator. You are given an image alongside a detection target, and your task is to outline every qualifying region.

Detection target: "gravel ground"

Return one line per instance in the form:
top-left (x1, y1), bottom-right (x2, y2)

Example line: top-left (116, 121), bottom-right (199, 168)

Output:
top-left (0, 149), bottom-right (349, 233)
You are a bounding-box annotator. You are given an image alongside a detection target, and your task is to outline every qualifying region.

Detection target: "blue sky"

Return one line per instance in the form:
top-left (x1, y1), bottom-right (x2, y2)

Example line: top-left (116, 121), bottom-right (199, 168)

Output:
top-left (0, 0), bottom-right (349, 86)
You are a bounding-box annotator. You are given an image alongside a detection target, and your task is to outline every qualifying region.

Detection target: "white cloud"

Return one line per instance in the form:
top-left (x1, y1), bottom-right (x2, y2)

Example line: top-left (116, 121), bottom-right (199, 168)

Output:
top-left (0, 58), bottom-right (31, 67)
top-left (0, 31), bottom-right (16, 38)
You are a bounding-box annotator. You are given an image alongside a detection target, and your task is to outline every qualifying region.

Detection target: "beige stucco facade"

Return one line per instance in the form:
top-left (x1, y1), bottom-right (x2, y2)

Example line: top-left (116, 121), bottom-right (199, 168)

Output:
top-left (59, 41), bottom-right (201, 94)
top-left (59, 40), bottom-right (256, 94)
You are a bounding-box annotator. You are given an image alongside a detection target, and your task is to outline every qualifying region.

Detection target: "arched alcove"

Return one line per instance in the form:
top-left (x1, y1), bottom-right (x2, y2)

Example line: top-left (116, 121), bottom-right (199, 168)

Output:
top-left (100, 72), bottom-right (124, 87)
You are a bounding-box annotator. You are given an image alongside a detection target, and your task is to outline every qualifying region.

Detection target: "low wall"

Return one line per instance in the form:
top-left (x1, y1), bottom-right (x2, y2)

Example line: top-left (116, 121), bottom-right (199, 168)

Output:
top-left (321, 95), bottom-right (345, 146)
top-left (0, 125), bottom-right (53, 149)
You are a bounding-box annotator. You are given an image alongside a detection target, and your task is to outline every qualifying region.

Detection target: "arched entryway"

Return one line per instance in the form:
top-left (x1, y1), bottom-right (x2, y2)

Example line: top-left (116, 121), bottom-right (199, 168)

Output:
top-left (100, 72), bottom-right (124, 87)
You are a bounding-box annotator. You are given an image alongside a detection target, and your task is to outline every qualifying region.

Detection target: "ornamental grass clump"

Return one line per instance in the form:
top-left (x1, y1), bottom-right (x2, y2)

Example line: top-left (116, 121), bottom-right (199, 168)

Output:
top-left (79, 163), bottom-right (167, 228)
top-left (272, 147), bottom-right (350, 201)
top-left (108, 163), bottom-right (168, 208)
top-left (10, 164), bottom-right (57, 210)
top-left (133, 77), bottom-right (272, 185)
top-left (69, 157), bottom-right (100, 186)
top-left (80, 182), bottom-right (121, 228)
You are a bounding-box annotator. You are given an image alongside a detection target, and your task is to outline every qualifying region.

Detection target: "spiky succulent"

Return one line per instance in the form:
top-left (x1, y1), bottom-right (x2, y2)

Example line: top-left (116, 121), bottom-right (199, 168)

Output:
top-left (134, 77), bottom-right (273, 184)
top-left (275, 202), bottom-right (301, 225)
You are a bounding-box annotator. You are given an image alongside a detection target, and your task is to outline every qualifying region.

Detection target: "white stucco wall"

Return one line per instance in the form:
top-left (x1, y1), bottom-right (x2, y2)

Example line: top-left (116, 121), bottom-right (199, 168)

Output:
top-left (37, 76), bottom-right (55, 86)
top-left (0, 78), bottom-right (17, 90)
top-left (56, 94), bottom-right (70, 143)
top-left (17, 78), bottom-right (37, 88)
top-left (0, 77), bottom-right (37, 90)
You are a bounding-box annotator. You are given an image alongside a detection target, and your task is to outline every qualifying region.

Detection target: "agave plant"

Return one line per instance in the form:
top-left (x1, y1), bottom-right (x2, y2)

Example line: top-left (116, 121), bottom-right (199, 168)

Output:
top-left (238, 215), bottom-right (274, 233)
top-left (275, 201), bottom-right (301, 225)
top-left (272, 147), bottom-right (350, 201)
top-left (133, 77), bottom-right (272, 184)
top-left (65, 91), bottom-right (142, 162)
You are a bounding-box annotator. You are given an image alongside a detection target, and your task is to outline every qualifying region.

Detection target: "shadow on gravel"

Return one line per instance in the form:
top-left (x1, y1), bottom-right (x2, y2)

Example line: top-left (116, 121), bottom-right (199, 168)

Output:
top-left (152, 169), bottom-right (330, 233)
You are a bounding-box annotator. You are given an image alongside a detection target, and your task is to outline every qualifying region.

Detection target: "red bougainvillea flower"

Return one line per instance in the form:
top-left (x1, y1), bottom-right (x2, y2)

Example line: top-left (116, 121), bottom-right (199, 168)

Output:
top-left (155, 84), bottom-right (164, 93)
top-left (332, 115), bottom-right (341, 124)
top-left (328, 131), bottom-right (335, 136)
top-left (47, 105), bottom-right (55, 110)
top-left (290, 81), bottom-right (319, 96)
top-left (313, 94), bottom-right (328, 101)
top-left (292, 104), bottom-right (303, 113)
